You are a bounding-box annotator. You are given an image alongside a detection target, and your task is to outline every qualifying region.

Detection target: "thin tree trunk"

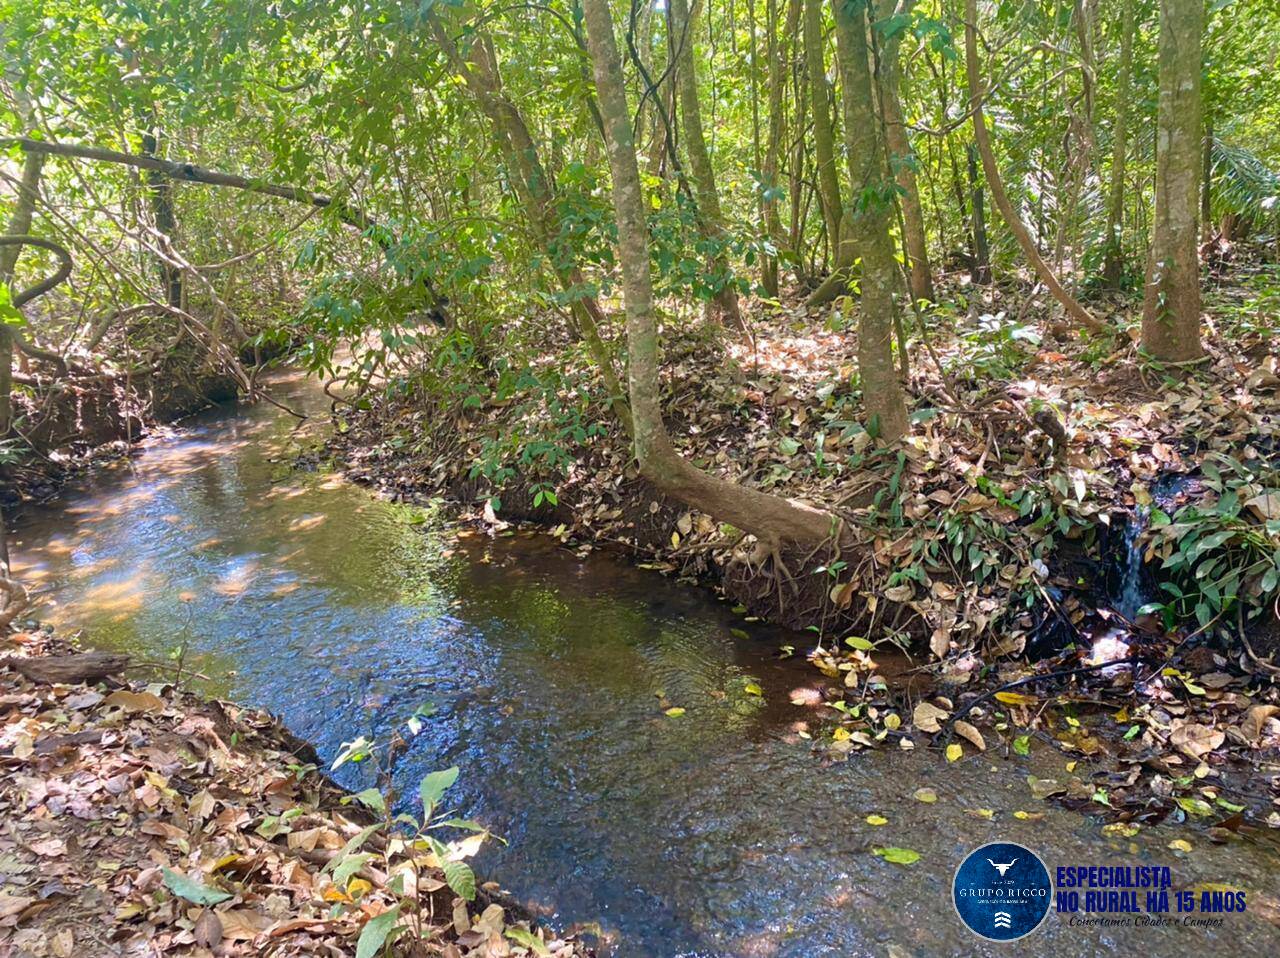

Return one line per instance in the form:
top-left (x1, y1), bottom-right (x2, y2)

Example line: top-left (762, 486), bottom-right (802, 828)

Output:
top-left (0, 150), bottom-right (44, 436)
top-left (1141, 0), bottom-right (1204, 361)
top-left (832, 0), bottom-right (908, 441)
top-left (877, 0), bottom-right (934, 303)
top-left (1102, 0), bottom-right (1136, 288)
top-left (669, 0), bottom-right (745, 329)
top-left (963, 0), bottom-right (1105, 333)
top-left (579, 0), bottom-right (837, 548)
top-left (803, 0), bottom-right (843, 262)
top-left (967, 144), bottom-right (992, 285)
top-left (761, 0), bottom-right (799, 296)
top-left (140, 126), bottom-right (183, 308)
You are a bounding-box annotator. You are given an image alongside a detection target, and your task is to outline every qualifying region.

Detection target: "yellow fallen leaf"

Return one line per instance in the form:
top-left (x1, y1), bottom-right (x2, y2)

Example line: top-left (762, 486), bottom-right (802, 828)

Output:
top-left (994, 691), bottom-right (1039, 706)
top-left (946, 743), bottom-right (963, 762)
top-left (866, 814), bottom-right (888, 826)
top-left (1169, 839), bottom-right (1193, 853)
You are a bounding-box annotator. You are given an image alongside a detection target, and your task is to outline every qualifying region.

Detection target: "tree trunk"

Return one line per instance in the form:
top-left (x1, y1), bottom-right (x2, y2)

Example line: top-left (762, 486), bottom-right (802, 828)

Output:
top-left (963, 0), bottom-right (1105, 333)
top-left (1101, 0), bottom-right (1135, 289)
top-left (668, 0), bottom-right (745, 329)
top-left (580, 0), bottom-right (838, 548)
top-left (0, 149), bottom-right (44, 437)
top-left (426, 16), bottom-right (632, 425)
top-left (761, 0), bottom-right (799, 296)
top-left (802, 0), bottom-right (845, 269)
top-left (832, 0), bottom-right (908, 441)
top-left (1141, 0), bottom-right (1204, 362)
top-left (877, 0), bottom-right (934, 303)
top-left (967, 144), bottom-right (992, 285)
top-left (1201, 113), bottom-right (1213, 241)
top-left (140, 127), bottom-right (183, 308)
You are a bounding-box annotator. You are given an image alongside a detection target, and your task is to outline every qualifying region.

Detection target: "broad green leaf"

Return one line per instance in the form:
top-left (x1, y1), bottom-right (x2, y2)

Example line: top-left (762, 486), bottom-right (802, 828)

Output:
top-left (333, 852), bottom-right (376, 888)
top-left (505, 927), bottom-right (551, 956)
top-left (162, 867), bottom-right (232, 905)
top-left (419, 766), bottom-right (459, 812)
top-left (442, 859), bottom-right (476, 900)
top-left (345, 787), bottom-right (387, 816)
top-left (355, 904), bottom-right (401, 958)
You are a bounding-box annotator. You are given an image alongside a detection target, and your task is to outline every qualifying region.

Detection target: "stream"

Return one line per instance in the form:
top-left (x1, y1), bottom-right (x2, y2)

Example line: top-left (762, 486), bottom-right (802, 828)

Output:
top-left (10, 372), bottom-right (1280, 957)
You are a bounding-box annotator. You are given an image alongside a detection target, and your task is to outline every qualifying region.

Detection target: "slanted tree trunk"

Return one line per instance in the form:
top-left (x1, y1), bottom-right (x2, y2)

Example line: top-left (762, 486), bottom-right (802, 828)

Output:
top-left (1141, 0), bottom-right (1205, 361)
top-left (1102, 0), bottom-right (1136, 289)
top-left (0, 149), bottom-right (44, 437)
top-left (426, 15), bottom-right (631, 425)
top-left (964, 0), bottom-right (1105, 334)
top-left (668, 0), bottom-right (745, 329)
top-left (877, 0), bottom-right (935, 303)
top-left (832, 0), bottom-right (908, 441)
top-left (580, 0), bottom-right (838, 549)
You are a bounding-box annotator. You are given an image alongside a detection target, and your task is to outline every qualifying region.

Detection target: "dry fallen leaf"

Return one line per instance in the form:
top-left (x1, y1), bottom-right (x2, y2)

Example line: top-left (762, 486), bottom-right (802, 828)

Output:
top-left (912, 701), bottom-right (949, 733)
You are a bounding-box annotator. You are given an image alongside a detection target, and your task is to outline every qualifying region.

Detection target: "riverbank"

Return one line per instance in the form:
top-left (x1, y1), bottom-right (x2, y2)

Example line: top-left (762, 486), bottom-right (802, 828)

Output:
top-left (0, 626), bottom-right (597, 957)
top-left (323, 267), bottom-right (1280, 834)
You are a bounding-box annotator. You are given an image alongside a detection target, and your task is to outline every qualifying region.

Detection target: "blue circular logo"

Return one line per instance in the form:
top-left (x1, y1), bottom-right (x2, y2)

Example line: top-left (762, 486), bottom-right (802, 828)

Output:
top-left (952, 841), bottom-right (1052, 942)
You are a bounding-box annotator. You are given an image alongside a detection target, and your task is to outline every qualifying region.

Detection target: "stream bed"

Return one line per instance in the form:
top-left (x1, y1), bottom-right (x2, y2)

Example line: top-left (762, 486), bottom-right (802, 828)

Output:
top-left (10, 372), bottom-right (1280, 957)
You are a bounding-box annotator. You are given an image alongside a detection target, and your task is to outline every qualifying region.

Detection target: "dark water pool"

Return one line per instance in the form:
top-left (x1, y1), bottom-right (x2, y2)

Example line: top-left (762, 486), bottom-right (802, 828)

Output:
top-left (11, 372), bottom-right (1280, 956)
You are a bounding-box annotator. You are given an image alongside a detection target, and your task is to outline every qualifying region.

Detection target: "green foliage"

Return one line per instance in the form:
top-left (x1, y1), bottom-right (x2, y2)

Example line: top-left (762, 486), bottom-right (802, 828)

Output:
top-left (1147, 455), bottom-right (1280, 627)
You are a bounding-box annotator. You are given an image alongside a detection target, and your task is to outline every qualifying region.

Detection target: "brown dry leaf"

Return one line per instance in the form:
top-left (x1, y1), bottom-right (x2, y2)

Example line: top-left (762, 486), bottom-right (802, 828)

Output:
top-left (954, 720), bottom-right (986, 751)
top-left (1169, 721), bottom-right (1225, 759)
top-left (1240, 705), bottom-right (1280, 744)
top-left (929, 629), bottom-right (949, 660)
top-left (217, 908), bottom-right (271, 941)
top-left (194, 908), bottom-right (223, 948)
top-left (912, 701), bottom-right (949, 733)
top-left (104, 689), bottom-right (166, 713)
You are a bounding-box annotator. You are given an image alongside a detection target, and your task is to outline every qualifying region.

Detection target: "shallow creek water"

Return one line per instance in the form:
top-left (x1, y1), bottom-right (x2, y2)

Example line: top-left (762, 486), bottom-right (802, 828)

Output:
top-left (10, 372), bottom-right (1280, 957)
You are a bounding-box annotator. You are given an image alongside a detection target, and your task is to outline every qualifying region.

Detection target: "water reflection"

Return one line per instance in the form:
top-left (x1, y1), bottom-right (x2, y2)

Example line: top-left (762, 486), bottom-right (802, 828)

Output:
top-left (11, 374), bottom-right (1280, 957)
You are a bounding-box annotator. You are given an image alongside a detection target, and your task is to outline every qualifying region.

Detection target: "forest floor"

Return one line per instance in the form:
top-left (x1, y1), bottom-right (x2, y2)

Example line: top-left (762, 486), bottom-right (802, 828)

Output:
top-left (325, 254), bottom-right (1280, 840)
top-left (0, 627), bottom-right (598, 958)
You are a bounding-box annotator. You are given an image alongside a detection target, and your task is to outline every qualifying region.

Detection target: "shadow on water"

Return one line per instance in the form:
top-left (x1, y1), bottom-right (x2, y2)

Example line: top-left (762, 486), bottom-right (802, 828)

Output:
top-left (10, 372), bottom-right (1280, 957)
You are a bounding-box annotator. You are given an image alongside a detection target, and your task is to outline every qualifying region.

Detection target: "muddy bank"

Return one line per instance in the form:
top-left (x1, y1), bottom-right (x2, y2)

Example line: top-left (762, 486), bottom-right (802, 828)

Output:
top-left (1, 369), bottom-right (241, 509)
top-left (0, 626), bottom-right (597, 957)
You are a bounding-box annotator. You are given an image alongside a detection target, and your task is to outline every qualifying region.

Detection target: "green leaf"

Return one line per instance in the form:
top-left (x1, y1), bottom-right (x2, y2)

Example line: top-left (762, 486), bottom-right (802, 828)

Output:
top-left (419, 766), bottom-right (459, 812)
top-left (333, 852), bottom-right (376, 889)
top-left (161, 867), bottom-right (232, 905)
top-left (346, 787), bottom-right (387, 816)
top-left (505, 927), bottom-right (551, 955)
top-left (332, 736), bottom-right (373, 770)
top-left (0, 283), bottom-right (24, 327)
top-left (873, 846), bottom-right (920, 865)
top-left (325, 823), bottom-right (384, 873)
top-left (355, 904), bottom-right (401, 958)
top-left (442, 859), bottom-right (476, 900)
top-left (844, 636), bottom-right (875, 651)
top-left (436, 817), bottom-right (488, 832)
top-left (1176, 796), bottom-right (1215, 818)
top-left (1013, 735), bottom-right (1031, 756)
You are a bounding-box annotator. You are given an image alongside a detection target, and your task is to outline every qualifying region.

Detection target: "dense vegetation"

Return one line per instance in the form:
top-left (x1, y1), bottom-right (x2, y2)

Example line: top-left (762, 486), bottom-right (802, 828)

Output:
top-left (1, 0), bottom-right (1278, 644)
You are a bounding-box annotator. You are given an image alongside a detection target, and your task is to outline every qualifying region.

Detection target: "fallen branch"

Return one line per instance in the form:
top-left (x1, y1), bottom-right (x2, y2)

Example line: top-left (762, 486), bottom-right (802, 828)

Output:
top-left (935, 655), bottom-right (1142, 746)
top-left (1, 651), bottom-right (130, 684)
